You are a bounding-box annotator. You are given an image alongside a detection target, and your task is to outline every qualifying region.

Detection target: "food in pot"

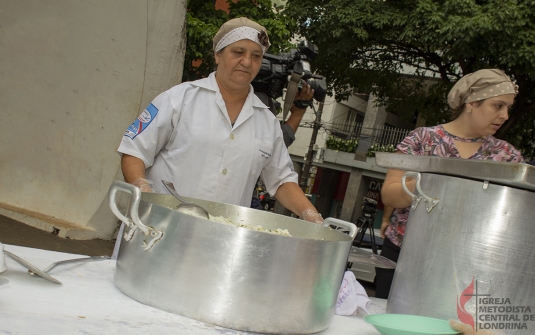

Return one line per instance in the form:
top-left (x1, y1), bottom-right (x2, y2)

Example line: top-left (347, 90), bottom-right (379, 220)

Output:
top-left (178, 208), bottom-right (291, 237)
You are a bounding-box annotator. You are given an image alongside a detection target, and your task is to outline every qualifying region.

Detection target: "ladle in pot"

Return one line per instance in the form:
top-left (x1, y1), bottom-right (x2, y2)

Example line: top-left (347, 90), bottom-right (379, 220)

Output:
top-left (162, 180), bottom-right (210, 220)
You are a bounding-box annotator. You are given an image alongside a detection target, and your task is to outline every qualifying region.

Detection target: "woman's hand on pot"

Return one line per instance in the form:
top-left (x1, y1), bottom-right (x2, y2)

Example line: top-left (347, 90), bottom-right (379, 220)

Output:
top-left (301, 209), bottom-right (324, 225)
top-left (449, 320), bottom-right (502, 335)
top-left (132, 178), bottom-right (154, 193)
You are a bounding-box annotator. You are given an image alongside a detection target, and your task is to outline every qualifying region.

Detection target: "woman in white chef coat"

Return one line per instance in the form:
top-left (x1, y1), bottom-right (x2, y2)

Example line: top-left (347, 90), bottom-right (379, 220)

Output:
top-left (117, 17), bottom-right (323, 224)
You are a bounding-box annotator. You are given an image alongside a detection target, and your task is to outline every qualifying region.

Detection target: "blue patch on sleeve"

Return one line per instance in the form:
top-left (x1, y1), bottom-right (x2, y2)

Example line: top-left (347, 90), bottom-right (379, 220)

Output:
top-left (124, 103), bottom-right (159, 139)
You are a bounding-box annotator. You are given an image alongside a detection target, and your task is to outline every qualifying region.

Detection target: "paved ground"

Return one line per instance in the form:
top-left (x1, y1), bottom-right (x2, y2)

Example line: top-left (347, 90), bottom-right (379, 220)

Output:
top-left (0, 213), bottom-right (377, 296)
top-left (0, 214), bottom-right (115, 256)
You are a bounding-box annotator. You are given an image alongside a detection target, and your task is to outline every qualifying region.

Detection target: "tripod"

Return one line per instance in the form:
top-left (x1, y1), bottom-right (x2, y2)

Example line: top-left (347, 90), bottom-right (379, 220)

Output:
top-left (352, 199), bottom-right (379, 255)
top-left (339, 197), bottom-right (378, 272)
top-left (353, 215), bottom-right (378, 254)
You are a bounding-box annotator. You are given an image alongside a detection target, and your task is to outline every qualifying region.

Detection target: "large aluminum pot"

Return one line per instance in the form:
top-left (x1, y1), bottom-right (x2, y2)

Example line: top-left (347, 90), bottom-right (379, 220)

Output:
top-left (386, 172), bottom-right (535, 334)
top-left (108, 181), bottom-right (357, 334)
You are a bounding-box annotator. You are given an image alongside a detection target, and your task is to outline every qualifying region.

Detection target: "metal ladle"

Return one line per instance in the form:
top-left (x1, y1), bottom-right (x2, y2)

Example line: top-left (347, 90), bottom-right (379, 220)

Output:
top-left (3, 250), bottom-right (62, 284)
top-left (3, 250), bottom-right (110, 285)
top-left (28, 255), bottom-right (110, 280)
top-left (162, 180), bottom-right (210, 220)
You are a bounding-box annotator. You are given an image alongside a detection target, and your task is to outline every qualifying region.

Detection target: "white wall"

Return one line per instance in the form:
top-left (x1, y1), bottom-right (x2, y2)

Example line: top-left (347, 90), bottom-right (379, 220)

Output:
top-left (284, 90), bottom-right (363, 157)
top-left (0, 0), bottom-right (187, 239)
top-left (339, 94), bottom-right (368, 114)
top-left (284, 94), bottom-right (338, 158)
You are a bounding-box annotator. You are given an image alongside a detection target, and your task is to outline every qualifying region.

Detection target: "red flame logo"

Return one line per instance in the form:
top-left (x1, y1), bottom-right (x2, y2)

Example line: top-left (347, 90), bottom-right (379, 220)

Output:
top-left (457, 278), bottom-right (475, 331)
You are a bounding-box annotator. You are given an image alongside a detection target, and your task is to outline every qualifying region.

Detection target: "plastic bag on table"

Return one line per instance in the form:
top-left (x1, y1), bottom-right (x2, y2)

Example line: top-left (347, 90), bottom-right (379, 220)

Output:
top-left (335, 270), bottom-right (371, 316)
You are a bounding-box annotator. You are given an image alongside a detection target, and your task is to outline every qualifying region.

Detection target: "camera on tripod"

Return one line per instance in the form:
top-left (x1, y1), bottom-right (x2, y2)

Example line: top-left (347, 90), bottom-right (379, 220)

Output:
top-left (361, 197), bottom-right (378, 218)
top-left (356, 197), bottom-right (378, 228)
top-left (252, 40), bottom-right (328, 113)
top-left (354, 197), bottom-right (380, 253)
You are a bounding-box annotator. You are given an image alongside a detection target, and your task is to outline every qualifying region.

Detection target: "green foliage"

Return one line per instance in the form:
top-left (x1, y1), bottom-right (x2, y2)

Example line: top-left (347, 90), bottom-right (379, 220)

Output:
top-left (183, 0), bottom-right (297, 82)
top-left (284, 0), bottom-right (535, 157)
top-left (325, 136), bottom-right (396, 155)
top-left (367, 144), bottom-right (396, 157)
top-left (325, 136), bottom-right (359, 153)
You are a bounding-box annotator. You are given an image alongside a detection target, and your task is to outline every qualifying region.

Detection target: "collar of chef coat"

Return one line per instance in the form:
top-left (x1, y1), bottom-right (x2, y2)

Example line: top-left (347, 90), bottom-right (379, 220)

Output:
top-left (191, 72), bottom-right (270, 128)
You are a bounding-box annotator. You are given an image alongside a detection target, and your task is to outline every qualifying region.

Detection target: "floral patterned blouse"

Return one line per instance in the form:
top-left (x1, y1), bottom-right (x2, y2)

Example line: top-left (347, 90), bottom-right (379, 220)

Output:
top-left (384, 124), bottom-right (524, 247)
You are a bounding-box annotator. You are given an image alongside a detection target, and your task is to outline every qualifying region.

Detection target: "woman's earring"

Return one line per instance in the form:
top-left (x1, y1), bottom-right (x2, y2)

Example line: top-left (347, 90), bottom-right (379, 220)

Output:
top-left (465, 108), bottom-right (472, 113)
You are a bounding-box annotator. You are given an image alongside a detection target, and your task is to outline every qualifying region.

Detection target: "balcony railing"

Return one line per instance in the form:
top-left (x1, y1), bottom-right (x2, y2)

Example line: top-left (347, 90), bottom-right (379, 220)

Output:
top-left (371, 124), bottom-right (411, 147)
top-left (329, 121), bottom-right (411, 148)
top-left (329, 120), bottom-right (363, 139)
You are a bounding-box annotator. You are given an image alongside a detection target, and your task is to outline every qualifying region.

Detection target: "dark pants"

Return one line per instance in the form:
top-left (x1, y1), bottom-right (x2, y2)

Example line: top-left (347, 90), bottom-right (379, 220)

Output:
top-left (374, 236), bottom-right (401, 299)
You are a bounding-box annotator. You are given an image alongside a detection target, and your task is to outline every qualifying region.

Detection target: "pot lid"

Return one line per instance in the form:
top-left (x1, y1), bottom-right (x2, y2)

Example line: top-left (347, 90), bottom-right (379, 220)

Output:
top-left (375, 152), bottom-right (535, 191)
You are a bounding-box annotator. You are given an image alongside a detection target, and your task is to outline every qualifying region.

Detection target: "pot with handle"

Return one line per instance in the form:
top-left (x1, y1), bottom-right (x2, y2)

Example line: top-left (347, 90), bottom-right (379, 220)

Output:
top-left (375, 155), bottom-right (535, 335)
top-left (109, 181), bottom-right (357, 334)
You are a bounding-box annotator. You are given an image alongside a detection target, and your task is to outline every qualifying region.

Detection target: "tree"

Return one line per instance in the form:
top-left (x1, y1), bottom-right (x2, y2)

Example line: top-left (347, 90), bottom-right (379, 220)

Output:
top-left (283, 0), bottom-right (535, 157)
top-left (183, 0), bottom-right (297, 83)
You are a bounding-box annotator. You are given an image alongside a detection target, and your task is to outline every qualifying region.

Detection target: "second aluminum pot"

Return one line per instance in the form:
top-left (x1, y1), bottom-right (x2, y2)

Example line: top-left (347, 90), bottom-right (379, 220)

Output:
top-left (386, 172), bottom-right (535, 334)
top-left (109, 181), bottom-right (357, 334)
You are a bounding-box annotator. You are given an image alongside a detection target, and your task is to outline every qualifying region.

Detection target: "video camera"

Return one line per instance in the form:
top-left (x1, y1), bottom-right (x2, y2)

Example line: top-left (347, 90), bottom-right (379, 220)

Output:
top-left (361, 197), bottom-right (378, 218)
top-left (252, 40), bottom-right (327, 113)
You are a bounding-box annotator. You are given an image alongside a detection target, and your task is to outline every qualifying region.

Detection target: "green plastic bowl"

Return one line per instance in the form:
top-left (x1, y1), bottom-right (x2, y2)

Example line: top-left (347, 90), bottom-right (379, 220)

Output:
top-left (364, 314), bottom-right (460, 335)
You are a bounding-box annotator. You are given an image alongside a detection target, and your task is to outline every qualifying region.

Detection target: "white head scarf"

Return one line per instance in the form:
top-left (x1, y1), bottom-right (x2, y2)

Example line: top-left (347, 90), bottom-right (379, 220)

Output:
top-left (212, 17), bottom-right (270, 54)
top-left (215, 26), bottom-right (267, 54)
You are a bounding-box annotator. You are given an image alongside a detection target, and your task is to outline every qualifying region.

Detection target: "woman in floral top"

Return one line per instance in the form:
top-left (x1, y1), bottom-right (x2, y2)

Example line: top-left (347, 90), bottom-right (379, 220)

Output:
top-left (375, 69), bottom-right (525, 299)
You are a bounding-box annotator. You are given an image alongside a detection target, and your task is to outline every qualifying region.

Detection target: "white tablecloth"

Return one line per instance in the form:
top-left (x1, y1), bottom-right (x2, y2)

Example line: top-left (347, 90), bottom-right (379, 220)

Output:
top-left (0, 245), bottom-right (385, 335)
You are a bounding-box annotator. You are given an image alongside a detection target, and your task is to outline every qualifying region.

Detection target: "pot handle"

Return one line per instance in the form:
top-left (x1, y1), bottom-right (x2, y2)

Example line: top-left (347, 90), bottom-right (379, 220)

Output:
top-left (401, 172), bottom-right (439, 213)
top-left (108, 181), bottom-right (163, 250)
top-left (323, 218), bottom-right (358, 239)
